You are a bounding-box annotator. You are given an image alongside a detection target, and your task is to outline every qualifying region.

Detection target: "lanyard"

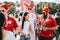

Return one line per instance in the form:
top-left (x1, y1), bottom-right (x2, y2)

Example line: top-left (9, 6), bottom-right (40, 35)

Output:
top-left (41, 15), bottom-right (50, 25)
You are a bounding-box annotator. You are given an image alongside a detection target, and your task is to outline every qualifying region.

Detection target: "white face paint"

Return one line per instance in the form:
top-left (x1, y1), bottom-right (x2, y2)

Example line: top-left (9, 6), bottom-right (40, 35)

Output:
top-left (1, 7), bottom-right (8, 19)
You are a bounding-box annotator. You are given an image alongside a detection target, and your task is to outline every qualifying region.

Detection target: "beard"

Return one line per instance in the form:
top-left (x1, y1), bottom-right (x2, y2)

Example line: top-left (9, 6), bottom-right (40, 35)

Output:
top-left (43, 13), bottom-right (48, 19)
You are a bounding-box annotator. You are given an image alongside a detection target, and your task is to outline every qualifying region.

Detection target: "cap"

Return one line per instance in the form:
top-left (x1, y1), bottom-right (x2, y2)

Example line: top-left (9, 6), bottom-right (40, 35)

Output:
top-left (57, 12), bottom-right (60, 15)
top-left (2, 2), bottom-right (12, 10)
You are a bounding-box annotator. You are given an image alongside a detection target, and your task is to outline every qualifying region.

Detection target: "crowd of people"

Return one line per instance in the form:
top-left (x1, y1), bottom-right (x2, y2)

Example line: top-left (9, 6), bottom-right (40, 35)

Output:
top-left (0, 1), bottom-right (60, 40)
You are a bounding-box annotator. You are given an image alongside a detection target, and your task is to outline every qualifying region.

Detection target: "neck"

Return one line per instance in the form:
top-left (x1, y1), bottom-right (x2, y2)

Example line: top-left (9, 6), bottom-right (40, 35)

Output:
top-left (43, 15), bottom-right (47, 19)
top-left (29, 10), bottom-right (32, 13)
top-left (25, 19), bottom-right (28, 21)
top-left (43, 14), bottom-right (49, 19)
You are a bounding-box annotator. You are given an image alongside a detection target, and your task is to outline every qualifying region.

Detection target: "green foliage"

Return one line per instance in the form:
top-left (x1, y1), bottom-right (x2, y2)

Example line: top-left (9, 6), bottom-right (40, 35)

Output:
top-left (37, 2), bottom-right (60, 14)
top-left (3, 1), bottom-right (9, 4)
top-left (3, 1), bottom-right (16, 14)
top-left (9, 6), bottom-right (16, 14)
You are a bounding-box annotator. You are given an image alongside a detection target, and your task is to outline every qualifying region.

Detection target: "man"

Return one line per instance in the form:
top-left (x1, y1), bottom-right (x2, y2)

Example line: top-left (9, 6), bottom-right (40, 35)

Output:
top-left (55, 12), bottom-right (60, 40)
top-left (16, 5), bottom-right (21, 16)
top-left (28, 8), bottom-right (36, 40)
top-left (0, 3), bottom-right (18, 33)
top-left (38, 5), bottom-right (58, 40)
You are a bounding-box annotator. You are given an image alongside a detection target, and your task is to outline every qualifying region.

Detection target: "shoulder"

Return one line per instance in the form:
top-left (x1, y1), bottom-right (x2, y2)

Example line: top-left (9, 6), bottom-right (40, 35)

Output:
top-left (8, 16), bottom-right (16, 22)
top-left (8, 16), bottom-right (14, 20)
top-left (49, 16), bottom-right (56, 22)
top-left (49, 16), bottom-right (55, 20)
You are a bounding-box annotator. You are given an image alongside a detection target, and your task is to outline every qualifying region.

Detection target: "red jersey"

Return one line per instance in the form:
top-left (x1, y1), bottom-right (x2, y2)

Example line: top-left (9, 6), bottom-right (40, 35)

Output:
top-left (3, 16), bottom-right (18, 32)
top-left (38, 16), bottom-right (57, 37)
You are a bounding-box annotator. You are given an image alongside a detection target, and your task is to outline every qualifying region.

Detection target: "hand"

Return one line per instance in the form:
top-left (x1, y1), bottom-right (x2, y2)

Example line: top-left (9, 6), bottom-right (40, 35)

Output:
top-left (43, 27), bottom-right (48, 31)
top-left (25, 34), bottom-right (29, 38)
top-left (31, 31), bottom-right (34, 34)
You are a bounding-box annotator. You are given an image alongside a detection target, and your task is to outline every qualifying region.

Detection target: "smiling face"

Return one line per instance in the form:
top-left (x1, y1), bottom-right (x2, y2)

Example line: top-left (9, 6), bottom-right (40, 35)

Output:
top-left (25, 14), bottom-right (29, 21)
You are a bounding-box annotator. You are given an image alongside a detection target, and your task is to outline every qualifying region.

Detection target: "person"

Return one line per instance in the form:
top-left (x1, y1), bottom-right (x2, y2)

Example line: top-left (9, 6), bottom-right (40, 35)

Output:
top-left (0, 12), bottom-right (16, 40)
top-left (0, 3), bottom-right (18, 34)
top-left (16, 5), bottom-right (21, 16)
top-left (28, 8), bottom-right (36, 40)
top-left (0, 12), bottom-right (5, 40)
top-left (19, 12), bottom-right (33, 40)
top-left (55, 12), bottom-right (60, 40)
top-left (37, 5), bottom-right (58, 40)
top-left (14, 14), bottom-right (19, 24)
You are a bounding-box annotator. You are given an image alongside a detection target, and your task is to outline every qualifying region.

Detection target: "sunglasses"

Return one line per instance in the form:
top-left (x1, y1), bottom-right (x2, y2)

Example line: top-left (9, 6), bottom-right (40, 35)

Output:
top-left (0, 10), bottom-right (5, 12)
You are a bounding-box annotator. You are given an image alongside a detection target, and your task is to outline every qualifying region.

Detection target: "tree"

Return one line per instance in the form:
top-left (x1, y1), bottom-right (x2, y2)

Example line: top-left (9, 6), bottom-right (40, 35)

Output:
top-left (37, 2), bottom-right (60, 15)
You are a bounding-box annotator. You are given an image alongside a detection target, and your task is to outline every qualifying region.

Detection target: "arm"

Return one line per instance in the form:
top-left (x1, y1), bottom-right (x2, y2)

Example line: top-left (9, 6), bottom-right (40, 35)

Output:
top-left (48, 18), bottom-right (58, 30)
top-left (44, 18), bottom-right (58, 31)
top-left (13, 18), bottom-right (18, 34)
top-left (19, 25), bottom-right (26, 35)
top-left (45, 26), bottom-right (58, 31)
top-left (29, 24), bottom-right (34, 34)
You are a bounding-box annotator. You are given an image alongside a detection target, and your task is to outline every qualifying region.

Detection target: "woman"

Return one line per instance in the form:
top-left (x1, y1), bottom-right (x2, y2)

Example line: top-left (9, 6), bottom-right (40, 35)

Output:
top-left (0, 12), bottom-right (5, 40)
top-left (0, 12), bottom-right (16, 40)
top-left (20, 12), bottom-right (33, 40)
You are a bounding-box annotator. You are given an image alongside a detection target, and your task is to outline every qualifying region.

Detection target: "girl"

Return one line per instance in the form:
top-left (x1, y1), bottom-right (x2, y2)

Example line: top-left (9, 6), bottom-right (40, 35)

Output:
top-left (20, 12), bottom-right (33, 40)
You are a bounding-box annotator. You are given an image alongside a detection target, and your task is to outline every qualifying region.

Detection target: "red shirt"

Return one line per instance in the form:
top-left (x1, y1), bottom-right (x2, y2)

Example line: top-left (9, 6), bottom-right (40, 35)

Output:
top-left (38, 16), bottom-right (57, 37)
top-left (3, 16), bottom-right (18, 32)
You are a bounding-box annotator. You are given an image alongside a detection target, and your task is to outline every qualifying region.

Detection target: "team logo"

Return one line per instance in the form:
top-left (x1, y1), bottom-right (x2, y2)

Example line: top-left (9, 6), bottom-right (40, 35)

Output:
top-left (7, 20), bottom-right (12, 24)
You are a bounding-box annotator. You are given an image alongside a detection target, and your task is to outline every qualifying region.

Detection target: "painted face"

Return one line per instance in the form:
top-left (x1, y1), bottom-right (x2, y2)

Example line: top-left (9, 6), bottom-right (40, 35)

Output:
top-left (1, 7), bottom-right (8, 16)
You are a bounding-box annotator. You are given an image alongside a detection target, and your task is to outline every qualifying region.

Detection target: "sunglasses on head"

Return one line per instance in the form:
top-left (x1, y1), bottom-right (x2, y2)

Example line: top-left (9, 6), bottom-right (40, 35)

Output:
top-left (0, 10), bottom-right (5, 12)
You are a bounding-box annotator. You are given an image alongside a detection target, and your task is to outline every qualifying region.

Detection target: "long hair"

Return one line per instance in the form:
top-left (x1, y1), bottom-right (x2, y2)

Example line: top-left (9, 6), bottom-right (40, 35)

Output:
top-left (0, 12), bottom-right (5, 40)
top-left (22, 12), bottom-right (28, 29)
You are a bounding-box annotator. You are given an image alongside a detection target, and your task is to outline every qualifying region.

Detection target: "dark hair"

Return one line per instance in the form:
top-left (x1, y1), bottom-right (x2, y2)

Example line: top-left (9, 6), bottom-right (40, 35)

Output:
top-left (15, 14), bottom-right (18, 18)
top-left (57, 12), bottom-right (60, 15)
top-left (22, 12), bottom-right (28, 29)
top-left (19, 12), bottom-right (23, 16)
top-left (0, 12), bottom-right (5, 40)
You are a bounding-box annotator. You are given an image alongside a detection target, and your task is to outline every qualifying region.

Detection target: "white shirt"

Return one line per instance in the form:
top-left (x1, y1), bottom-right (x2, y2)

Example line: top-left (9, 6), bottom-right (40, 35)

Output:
top-left (28, 13), bottom-right (36, 30)
top-left (20, 21), bottom-right (30, 35)
top-left (4, 31), bottom-right (16, 40)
